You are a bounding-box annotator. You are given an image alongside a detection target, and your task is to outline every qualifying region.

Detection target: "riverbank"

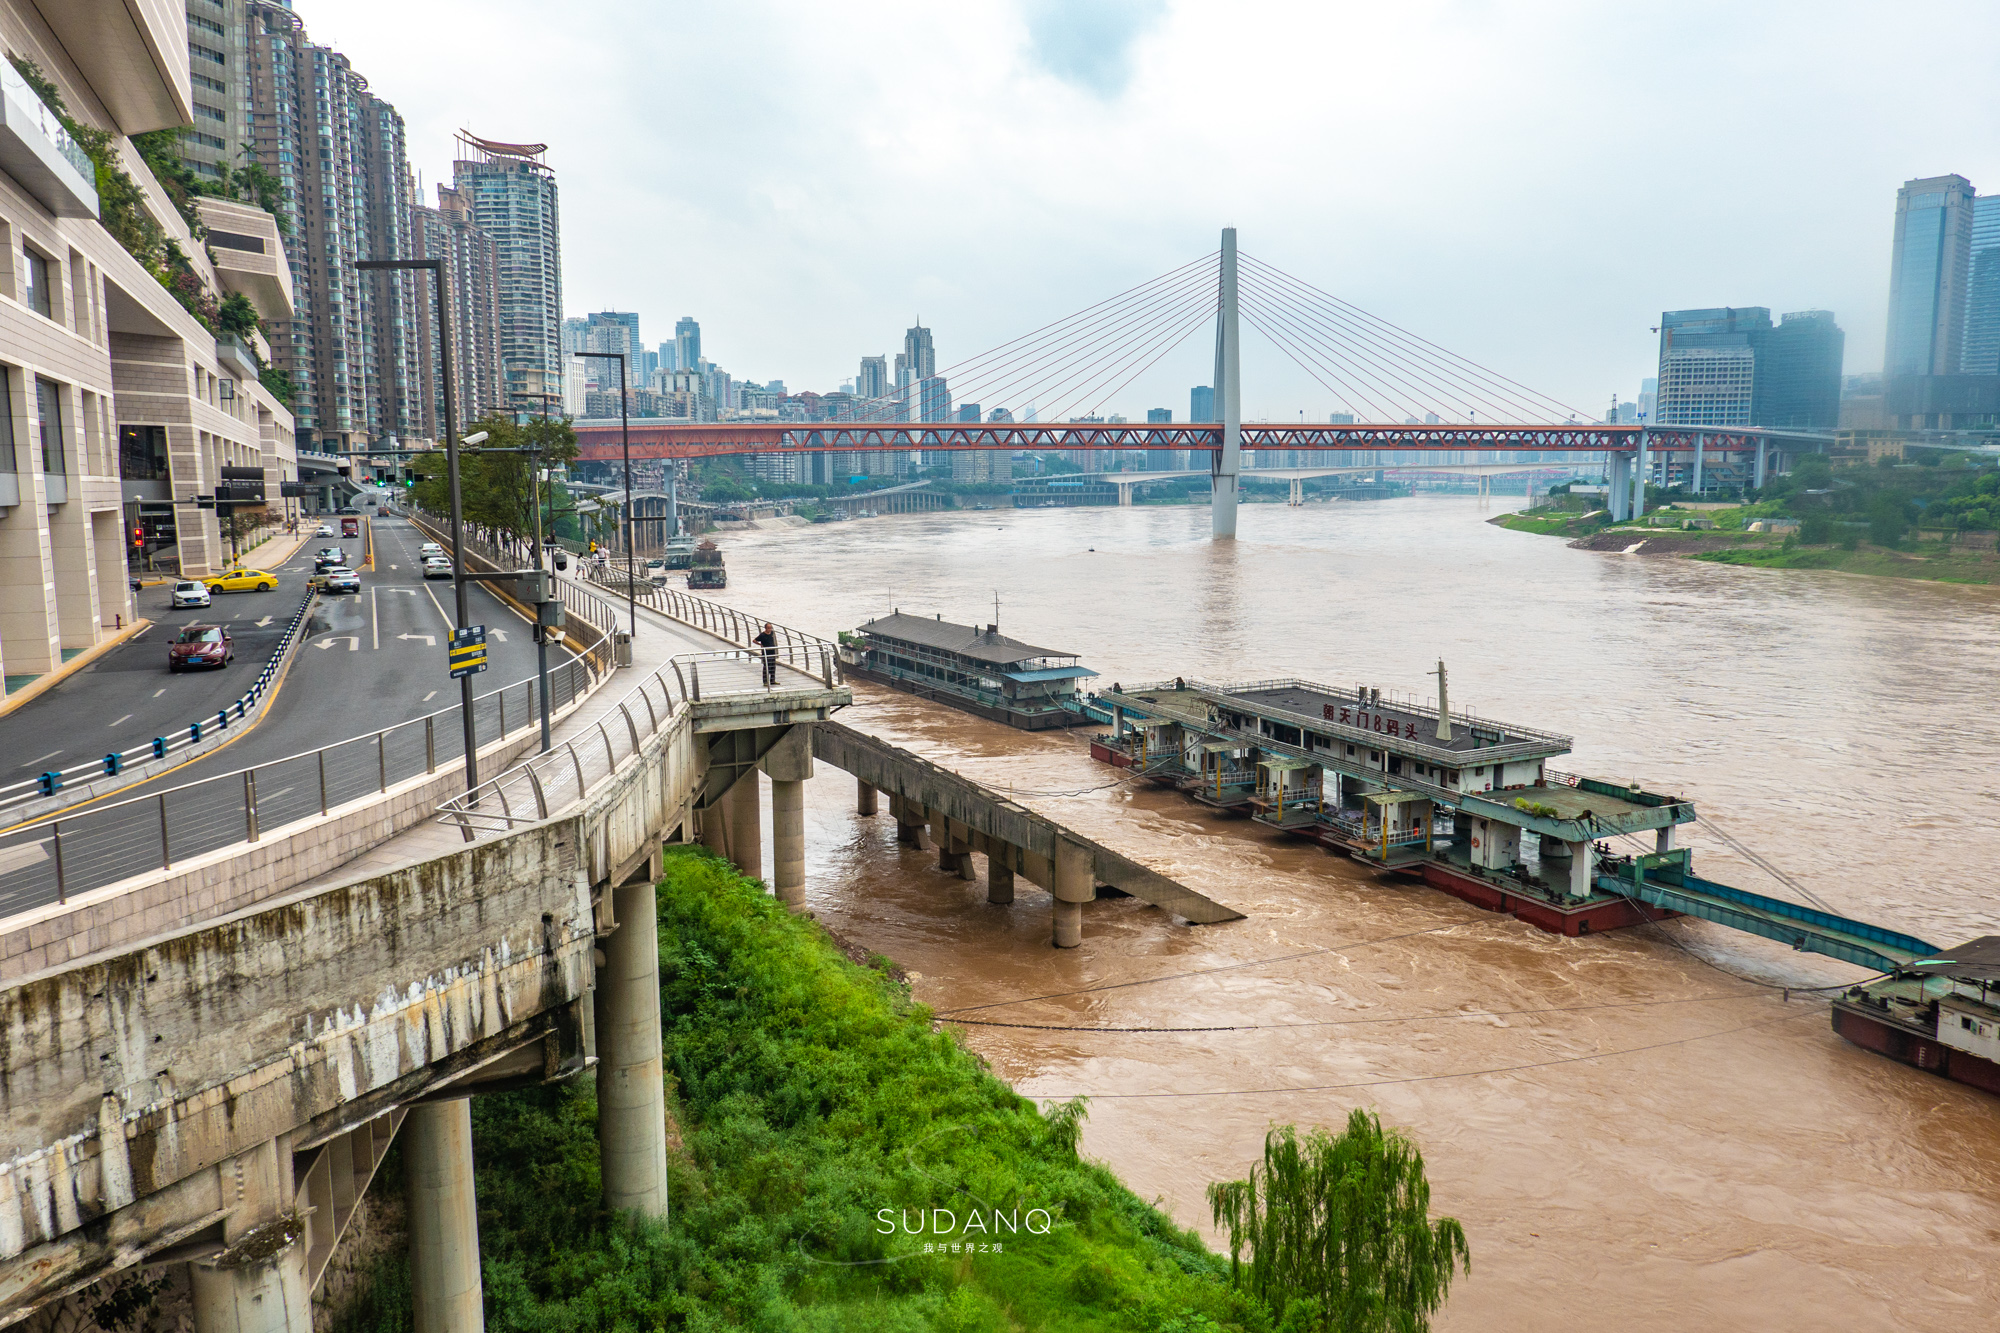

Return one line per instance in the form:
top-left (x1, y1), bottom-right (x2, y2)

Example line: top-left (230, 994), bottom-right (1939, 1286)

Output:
top-left (331, 849), bottom-right (1266, 1332)
top-left (1492, 510), bottom-right (1998, 584)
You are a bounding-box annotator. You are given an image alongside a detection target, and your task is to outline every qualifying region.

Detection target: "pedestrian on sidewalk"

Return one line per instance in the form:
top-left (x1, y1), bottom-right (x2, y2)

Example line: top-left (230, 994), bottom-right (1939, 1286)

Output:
top-left (754, 622), bottom-right (779, 687)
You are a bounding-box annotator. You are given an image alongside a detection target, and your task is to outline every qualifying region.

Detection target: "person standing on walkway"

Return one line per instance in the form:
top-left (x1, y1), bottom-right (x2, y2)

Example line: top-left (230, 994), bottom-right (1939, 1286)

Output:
top-left (754, 622), bottom-right (779, 687)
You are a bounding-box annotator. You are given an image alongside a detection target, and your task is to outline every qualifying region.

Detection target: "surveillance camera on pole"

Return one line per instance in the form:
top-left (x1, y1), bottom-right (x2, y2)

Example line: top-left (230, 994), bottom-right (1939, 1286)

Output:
top-left (461, 431), bottom-right (489, 447)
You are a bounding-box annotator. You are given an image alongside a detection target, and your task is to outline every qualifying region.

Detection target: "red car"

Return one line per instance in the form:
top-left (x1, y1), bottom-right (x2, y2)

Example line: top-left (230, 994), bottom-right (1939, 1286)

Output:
top-left (169, 624), bottom-right (232, 672)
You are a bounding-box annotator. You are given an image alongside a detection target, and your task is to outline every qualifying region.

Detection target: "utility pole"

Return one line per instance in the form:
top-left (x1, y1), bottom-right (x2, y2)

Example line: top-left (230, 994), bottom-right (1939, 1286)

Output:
top-left (1213, 226), bottom-right (1241, 540)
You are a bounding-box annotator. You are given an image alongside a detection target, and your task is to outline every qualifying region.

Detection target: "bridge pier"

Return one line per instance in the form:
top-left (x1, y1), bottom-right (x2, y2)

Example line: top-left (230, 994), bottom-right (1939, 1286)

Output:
top-left (935, 820), bottom-right (976, 880)
top-left (1051, 837), bottom-right (1092, 948)
top-left (857, 778), bottom-right (878, 816)
top-left (189, 1138), bottom-right (311, 1333)
top-left (705, 774), bottom-right (762, 880)
top-left (597, 871), bottom-right (671, 1219)
top-left (986, 853), bottom-right (1015, 905)
top-left (893, 795), bottom-right (928, 849)
top-left (405, 1100), bottom-right (485, 1333)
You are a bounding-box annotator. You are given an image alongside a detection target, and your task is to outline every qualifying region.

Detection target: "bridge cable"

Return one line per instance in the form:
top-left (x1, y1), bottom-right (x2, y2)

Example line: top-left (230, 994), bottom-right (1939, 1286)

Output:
top-left (1240, 252), bottom-right (1596, 421)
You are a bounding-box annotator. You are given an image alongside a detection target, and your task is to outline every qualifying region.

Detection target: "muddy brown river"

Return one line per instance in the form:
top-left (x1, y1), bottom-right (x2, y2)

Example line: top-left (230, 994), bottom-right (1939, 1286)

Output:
top-left (695, 496), bottom-right (2000, 1330)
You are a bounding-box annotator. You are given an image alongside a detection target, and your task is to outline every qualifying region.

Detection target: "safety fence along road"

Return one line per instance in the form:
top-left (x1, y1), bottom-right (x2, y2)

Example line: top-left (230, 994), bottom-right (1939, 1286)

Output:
top-left (435, 646), bottom-right (821, 846)
top-left (0, 657), bottom-right (605, 920)
top-left (0, 592), bottom-right (318, 822)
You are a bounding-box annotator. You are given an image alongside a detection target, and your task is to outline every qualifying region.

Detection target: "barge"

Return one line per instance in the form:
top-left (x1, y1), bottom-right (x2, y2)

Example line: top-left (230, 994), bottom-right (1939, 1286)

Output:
top-left (1831, 939), bottom-right (2000, 1097)
top-left (839, 612), bottom-right (1098, 731)
top-left (687, 540), bottom-right (726, 589)
top-left (1091, 670), bottom-right (1696, 936)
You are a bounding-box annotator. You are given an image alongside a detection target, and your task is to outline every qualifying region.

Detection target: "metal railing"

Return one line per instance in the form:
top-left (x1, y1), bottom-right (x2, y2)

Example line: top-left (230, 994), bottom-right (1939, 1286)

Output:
top-left (0, 659), bottom-right (607, 917)
top-left (435, 645), bottom-right (826, 844)
top-left (404, 510), bottom-right (620, 675)
top-left (572, 566), bottom-right (842, 688)
top-left (0, 592), bottom-right (317, 818)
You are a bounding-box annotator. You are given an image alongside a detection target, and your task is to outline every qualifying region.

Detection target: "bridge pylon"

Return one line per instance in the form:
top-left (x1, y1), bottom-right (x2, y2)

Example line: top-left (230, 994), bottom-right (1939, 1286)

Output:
top-left (1212, 227), bottom-right (1241, 539)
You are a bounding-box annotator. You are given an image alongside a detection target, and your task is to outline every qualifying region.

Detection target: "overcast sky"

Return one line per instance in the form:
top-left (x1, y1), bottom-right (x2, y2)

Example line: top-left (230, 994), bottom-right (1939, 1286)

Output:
top-left (311, 0), bottom-right (2000, 422)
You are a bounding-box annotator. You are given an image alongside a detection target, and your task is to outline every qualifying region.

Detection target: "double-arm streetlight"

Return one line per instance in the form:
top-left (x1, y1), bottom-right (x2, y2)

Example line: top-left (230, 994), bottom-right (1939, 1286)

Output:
top-left (569, 350), bottom-right (637, 646)
top-left (357, 257), bottom-right (481, 790)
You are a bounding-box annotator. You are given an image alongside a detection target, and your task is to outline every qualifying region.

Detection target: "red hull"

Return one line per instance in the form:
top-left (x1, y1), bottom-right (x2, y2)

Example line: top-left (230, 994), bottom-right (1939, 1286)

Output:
top-left (1831, 1005), bottom-right (2000, 1097)
top-left (1414, 862), bottom-right (1660, 936)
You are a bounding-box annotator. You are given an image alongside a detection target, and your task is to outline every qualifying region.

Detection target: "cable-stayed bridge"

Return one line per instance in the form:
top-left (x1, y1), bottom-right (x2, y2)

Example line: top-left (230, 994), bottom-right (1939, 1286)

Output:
top-left (572, 229), bottom-right (1833, 534)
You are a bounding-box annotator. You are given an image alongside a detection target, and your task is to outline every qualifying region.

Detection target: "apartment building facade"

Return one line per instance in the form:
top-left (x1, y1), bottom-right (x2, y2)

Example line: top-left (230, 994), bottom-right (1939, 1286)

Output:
top-left (0, 0), bottom-right (295, 696)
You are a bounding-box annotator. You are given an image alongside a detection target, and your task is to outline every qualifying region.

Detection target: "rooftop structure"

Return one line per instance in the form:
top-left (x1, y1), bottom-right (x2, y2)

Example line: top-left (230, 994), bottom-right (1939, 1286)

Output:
top-left (844, 612), bottom-right (1097, 730)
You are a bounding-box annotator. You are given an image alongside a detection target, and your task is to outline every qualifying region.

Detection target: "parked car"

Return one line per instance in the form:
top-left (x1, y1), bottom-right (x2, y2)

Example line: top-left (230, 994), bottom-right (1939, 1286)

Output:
top-left (168, 624), bottom-right (231, 671)
top-left (170, 580), bottom-right (212, 609)
top-left (422, 557), bottom-right (454, 580)
top-left (321, 567), bottom-right (361, 594)
top-left (204, 567), bottom-right (277, 593)
top-left (316, 523), bottom-right (336, 537)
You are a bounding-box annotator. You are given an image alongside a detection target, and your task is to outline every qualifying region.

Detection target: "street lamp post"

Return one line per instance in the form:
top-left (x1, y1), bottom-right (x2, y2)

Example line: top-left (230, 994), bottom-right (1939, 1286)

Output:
top-left (356, 257), bottom-right (479, 791)
top-left (570, 350), bottom-right (637, 650)
top-left (509, 389), bottom-right (563, 753)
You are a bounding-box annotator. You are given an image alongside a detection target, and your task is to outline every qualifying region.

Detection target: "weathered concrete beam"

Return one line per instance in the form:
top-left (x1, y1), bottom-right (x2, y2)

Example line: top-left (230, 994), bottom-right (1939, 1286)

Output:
top-left (812, 722), bottom-right (1241, 925)
top-left (0, 821), bottom-right (595, 1317)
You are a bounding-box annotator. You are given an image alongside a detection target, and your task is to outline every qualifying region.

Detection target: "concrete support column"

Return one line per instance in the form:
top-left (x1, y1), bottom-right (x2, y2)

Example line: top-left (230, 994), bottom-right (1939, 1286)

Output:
top-left (190, 1138), bottom-right (310, 1333)
top-left (772, 778), bottom-right (806, 909)
top-left (1656, 824), bottom-right (1675, 854)
top-left (190, 1240), bottom-right (311, 1333)
top-left (728, 773), bottom-right (762, 881)
top-left (895, 799), bottom-right (928, 850)
top-left (986, 854), bottom-right (1015, 905)
top-left (1566, 841), bottom-right (1596, 901)
top-left (856, 779), bottom-right (878, 816)
top-left (1051, 837), bottom-right (1093, 948)
top-left (1754, 439), bottom-right (1769, 490)
top-left (1212, 226), bottom-right (1241, 540)
top-left (404, 1101), bottom-right (484, 1333)
top-left (596, 878), bottom-right (670, 1219)
top-left (1693, 433), bottom-right (1706, 495)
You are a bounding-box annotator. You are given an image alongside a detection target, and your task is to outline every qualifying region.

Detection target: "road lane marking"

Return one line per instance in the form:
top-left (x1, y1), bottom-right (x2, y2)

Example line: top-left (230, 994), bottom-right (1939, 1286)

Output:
top-left (422, 583), bottom-right (454, 630)
top-left (371, 586), bottom-right (379, 651)
top-left (255, 615), bottom-right (274, 627)
top-left (397, 633), bottom-right (436, 646)
top-left (32, 750), bottom-right (61, 763)
top-left (313, 635), bottom-right (360, 651)
top-left (152, 689), bottom-right (165, 698)
top-left (109, 715), bottom-right (132, 728)
top-left (422, 690), bottom-right (437, 702)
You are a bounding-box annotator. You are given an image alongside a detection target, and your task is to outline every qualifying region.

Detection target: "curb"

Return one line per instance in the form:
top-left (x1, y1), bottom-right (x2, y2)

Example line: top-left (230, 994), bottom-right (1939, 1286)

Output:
top-left (0, 618), bottom-right (155, 720)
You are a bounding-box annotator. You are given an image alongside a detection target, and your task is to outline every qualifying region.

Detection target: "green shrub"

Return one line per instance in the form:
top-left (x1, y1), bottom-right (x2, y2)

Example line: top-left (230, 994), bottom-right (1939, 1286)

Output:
top-left (333, 849), bottom-right (1262, 1332)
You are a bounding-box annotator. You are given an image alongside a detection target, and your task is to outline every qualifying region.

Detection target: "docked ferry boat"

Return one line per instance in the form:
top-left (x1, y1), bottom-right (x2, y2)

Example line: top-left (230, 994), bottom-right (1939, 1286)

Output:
top-left (839, 612), bottom-right (1098, 730)
top-left (1832, 939), bottom-right (2000, 1097)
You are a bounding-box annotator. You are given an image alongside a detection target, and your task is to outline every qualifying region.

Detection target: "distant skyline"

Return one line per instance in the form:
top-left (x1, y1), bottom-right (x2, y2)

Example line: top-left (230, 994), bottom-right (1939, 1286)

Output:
top-left (312, 0), bottom-right (2000, 420)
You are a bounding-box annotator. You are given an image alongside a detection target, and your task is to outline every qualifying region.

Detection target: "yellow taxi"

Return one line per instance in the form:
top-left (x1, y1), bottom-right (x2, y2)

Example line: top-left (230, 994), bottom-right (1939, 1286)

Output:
top-left (204, 567), bottom-right (279, 593)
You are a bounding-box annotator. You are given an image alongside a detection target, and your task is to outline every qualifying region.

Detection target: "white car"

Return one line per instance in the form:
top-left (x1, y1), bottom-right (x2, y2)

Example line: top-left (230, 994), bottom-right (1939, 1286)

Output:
top-left (170, 579), bottom-right (211, 609)
top-left (422, 557), bottom-right (454, 580)
top-left (316, 523), bottom-right (336, 537)
top-left (419, 542), bottom-right (445, 560)
top-left (322, 567), bottom-right (361, 594)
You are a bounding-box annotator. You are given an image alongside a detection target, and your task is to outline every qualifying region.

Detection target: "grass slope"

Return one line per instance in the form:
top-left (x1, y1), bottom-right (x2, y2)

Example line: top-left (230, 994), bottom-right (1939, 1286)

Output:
top-left (333, 849), bottom-right (1263, 1332)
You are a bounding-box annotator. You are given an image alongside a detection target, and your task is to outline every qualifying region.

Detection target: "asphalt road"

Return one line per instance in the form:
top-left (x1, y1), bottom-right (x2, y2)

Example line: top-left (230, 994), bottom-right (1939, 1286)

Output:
top-left (0, 566), bottom-right (302, 787)
top-left (0, 509), bottom-right (580, 916)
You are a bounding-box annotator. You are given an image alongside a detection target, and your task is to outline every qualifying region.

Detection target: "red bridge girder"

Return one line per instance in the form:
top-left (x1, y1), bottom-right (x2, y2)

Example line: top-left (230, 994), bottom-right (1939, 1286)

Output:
top-left (569, 421), bottom-right (1801, 462)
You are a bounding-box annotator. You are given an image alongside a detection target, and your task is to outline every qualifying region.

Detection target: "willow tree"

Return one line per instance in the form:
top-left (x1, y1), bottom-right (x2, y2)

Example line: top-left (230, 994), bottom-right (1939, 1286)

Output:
top-left (1207, 1110), bottom-right (1469, 1333)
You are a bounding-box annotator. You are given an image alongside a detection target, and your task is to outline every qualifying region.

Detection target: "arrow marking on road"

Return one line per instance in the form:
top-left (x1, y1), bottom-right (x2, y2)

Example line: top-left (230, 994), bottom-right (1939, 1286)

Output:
top-left (255, 615), bottom-right (274, 627)
top-left (397, 633), bottom-right (437, 646)
top-left (489, 628), bottom-right (508, 642)
top-left (382, 588), bottom-right (418, 595)
top-left (315, 635), bottom-right (360, 651)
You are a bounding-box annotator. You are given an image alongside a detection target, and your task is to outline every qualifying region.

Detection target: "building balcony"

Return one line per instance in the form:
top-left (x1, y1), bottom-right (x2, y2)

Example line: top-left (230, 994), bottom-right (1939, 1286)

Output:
top-left (0, 60), bottom-right (98, 217)
top-left (196, 197), bottom-right (294, 321)
top-left (31, 0), bottom-right (191, 136)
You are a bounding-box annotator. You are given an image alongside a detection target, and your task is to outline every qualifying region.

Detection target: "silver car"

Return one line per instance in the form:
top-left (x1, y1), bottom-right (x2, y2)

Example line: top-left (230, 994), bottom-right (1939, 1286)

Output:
top-left (323, 567), bottom-right (361, 594)
top-left (170, 579), bottom-right (212, 609)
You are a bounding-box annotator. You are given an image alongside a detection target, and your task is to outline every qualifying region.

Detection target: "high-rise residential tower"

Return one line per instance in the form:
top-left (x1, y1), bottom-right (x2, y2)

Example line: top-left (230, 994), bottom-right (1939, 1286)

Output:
top-left (857, 355), bottom-right (888, 401)
top-left (454, 132), bottom-right (562, 405)
top-left (410, 183), bottom-right (503, 435)
top-left (1191, 385), bottom-right (1215, 421)
top-left (1884, 175), bottom-right (1977, 378)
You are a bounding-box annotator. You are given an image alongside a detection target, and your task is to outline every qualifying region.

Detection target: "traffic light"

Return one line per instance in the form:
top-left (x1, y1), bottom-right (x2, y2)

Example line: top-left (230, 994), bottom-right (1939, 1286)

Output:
top-left (131, 526), bottom-right (144, 549)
